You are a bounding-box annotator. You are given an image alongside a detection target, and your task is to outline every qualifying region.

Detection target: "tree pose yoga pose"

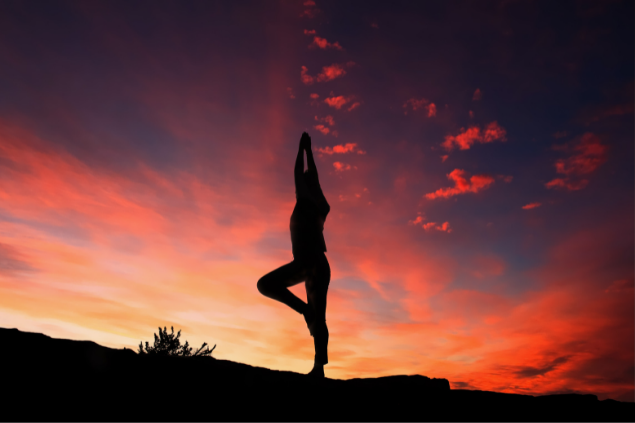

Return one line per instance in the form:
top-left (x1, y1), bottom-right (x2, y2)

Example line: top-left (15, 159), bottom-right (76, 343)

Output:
top-left (257, 132), bottom-right (331, 379)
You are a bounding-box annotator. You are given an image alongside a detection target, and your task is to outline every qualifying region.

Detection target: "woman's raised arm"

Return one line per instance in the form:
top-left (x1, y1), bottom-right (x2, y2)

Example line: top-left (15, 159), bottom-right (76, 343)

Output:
top-left (295, 133), bottom-right (312, 200)
top-left (303, 134), bottom-right (330, 215)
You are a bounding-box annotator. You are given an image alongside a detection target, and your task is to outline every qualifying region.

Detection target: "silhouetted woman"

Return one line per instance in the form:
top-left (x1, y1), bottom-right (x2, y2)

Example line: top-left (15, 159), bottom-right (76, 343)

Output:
top-left (257, 132), bottom-right (331, 378)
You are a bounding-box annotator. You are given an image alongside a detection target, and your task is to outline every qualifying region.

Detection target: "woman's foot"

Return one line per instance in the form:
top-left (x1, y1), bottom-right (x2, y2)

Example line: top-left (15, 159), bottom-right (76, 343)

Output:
top-left (303, 306), bottom-right (316, 336)
top-left (307, 364), bottom-right (324, 379)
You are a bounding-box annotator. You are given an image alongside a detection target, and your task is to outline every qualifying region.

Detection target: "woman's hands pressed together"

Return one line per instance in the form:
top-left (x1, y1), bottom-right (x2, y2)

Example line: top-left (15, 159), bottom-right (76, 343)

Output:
top-left (300, 132), bottom-right (311, 151)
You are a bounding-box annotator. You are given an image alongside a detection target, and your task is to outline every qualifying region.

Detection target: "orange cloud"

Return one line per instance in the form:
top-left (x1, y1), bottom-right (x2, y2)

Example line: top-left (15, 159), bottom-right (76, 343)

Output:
top-left (522, 202), bottom-right (542, 210)
top-left (316, 62), bottom-right (354, 82)
top-left (546, 133), bottom-right (607, 191)
top-left (324, 95), bottom-right (350, 109)
top-left (423, 222), bottom-right (452, 232)
top-left (317, 64), bottom-right (347, 82)
top-left (473, 88), bottom-right (482, 100)
top-left (441, 122), bottom-right (507, 151)
top-left (441, 155), bottom-right (449, 162)
top-left (425, 169), bottom-right (495, 200)
top-left (409, 216), bottom-right (425, 225)
top-left (310, 36), bottom-right (343, 50)
top-left (317, 143), bottom-right (365, 155)
top-left (303, 63), bottom-right (354, 85)
top-left (314, 124), bottom-right (330, 135)
top-left (403, 98), bottom-right (436, 117)
top-left (409, 214), bottom-right (452, 233)
top-left (333, 162), bottom-right (355, 172)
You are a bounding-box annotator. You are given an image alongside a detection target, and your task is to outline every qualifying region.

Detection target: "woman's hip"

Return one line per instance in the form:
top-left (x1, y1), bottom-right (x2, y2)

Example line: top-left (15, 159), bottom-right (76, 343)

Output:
top-left (294, 252), bottom-right (330, 282)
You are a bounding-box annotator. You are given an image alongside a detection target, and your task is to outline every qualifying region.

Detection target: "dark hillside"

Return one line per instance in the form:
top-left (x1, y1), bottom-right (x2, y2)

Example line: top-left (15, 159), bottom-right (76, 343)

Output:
top-left (1, 328), bottom-right (631, 421)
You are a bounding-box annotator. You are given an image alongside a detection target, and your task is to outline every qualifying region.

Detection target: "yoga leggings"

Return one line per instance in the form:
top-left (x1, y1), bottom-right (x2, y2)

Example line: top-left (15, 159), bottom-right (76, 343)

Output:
top-left (257, 252), bottom-right (331, 365)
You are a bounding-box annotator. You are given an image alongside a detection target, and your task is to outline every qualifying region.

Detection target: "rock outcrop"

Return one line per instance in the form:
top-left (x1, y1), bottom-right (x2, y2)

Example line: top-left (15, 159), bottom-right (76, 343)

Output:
top-left (1, 328), bottom-right (631, 421)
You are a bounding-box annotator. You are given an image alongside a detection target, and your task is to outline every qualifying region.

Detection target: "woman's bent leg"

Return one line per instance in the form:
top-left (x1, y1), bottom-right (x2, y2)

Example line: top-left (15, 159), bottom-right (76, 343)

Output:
top-left (257, 260), bottom-right (308, 315)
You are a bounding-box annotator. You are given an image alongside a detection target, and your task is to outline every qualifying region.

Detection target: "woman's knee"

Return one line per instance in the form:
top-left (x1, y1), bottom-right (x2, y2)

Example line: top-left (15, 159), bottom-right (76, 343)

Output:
top-left (257, 275), bottom-right (271, 296)
top-left (313, 320), bottom-right (328, 337)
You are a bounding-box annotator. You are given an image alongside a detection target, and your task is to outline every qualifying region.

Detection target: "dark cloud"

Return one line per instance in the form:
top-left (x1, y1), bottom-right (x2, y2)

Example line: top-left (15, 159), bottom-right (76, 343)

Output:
top-left (513, 356), bottom-right (572, 378)
top-left (451, 381), bottom-right (477, 389)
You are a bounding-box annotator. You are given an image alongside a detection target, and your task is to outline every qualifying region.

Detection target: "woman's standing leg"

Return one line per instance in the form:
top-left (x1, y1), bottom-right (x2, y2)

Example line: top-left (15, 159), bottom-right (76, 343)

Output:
top-left (305, 254), bottom-right (331, 376)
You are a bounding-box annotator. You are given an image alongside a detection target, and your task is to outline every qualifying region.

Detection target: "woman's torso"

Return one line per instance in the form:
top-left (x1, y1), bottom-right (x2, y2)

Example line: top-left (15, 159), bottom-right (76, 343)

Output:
top-left (290, 198), bottom-right (328, 258)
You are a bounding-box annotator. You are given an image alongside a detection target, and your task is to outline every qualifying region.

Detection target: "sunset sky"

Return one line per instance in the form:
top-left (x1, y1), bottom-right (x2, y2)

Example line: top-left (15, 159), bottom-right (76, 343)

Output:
top-left (0, 0), bottom-right (633, 401)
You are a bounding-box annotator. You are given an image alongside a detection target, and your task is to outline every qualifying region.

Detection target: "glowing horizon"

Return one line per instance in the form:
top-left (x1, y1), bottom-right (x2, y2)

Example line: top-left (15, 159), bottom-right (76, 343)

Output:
top-left (0, 0), bottom-right (632, 402)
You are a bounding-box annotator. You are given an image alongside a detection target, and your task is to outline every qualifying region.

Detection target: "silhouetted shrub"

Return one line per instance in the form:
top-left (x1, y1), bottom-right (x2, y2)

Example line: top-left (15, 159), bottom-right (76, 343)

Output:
top-left (138, 326), bottom-right (216, 357)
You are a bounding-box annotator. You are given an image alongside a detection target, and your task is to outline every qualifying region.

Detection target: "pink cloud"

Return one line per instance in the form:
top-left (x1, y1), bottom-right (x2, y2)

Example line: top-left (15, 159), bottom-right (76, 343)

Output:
top-left (333, 161), bottom-right (355, 172)
top-left (314, 124), bottom-right (330, 135)
top-left (409, 214), bottom-right (452, 233)
top-left (347, 102), bottom-right (361, 111)
top-left (317, 143), bottom-right (365, 155)
top-left (441, 155), bottom-right (449, 162)
top-left (403, 98), bottom-right (436, 117)
top-left (427, 103), bottom-right (437, 117)
top-left (315, 115), bottom-right (335, 126)
top-left (403, 98), bottom-right (428, 112)
top-left (483, 121), bottom-right (507, 143)
top-left (310, 36), bottom-right (344, 50)
top-left (300, 1), bottom-right (319, 18)
top-left (303, 29), bottom-right (316, 35)
top-left (441, 121), bottom-right (507, 151)
top-left (300, 66), bottom-right (314, 85)
top-left (309, 93), bottom-right (319, 99)
top-left (554, 133), bottom-right (607, 176)
top-left (303, 63), bottom-right (354, 85)
top-left (324, 95), bottom-right (350, 109)
top-left (317, 64), bottom-right (347, 82)
top-left (441, 127), bottom-right (480, 150)
top-left (473, 88), bottom-right (482, 101)
top-left (409, 216), bottom-right (425, 225)
top-left (316, 62), bottom-right (354, 82)
top-left (522, 202), bottom-right (542, 210)
top-left (546, 133), bottom-right (607, 191)
top-left (422, 221), bottom-right (451, 232)
top-left (545, 178), bottom-right (589, 191)
top-left (497, 175), bottom-right (513, 183)
top-left (286, 87), bottom-right (295, 99)
top-left (425, 169), bottom-right (496, 200)
top-left (469, 110), bottom-right (474, 118)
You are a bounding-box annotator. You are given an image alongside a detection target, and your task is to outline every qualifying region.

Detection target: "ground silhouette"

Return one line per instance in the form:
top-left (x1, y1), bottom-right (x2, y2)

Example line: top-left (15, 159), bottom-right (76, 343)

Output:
top-left (1, 327), bottom-right (632, 421)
